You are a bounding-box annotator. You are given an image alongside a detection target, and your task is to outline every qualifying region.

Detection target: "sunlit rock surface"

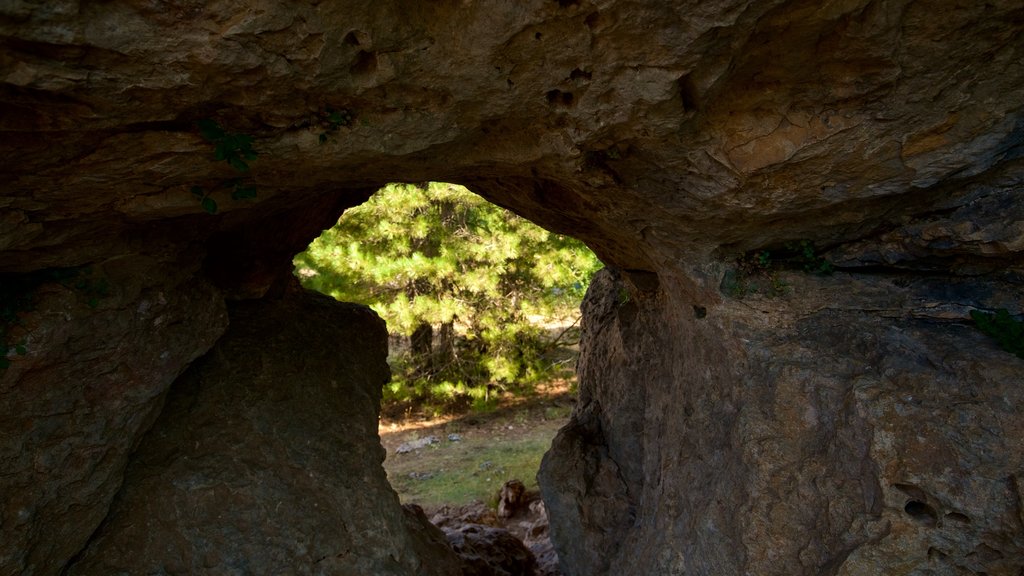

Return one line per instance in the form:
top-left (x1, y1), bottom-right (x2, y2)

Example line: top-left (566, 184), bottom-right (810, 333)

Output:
top-left (1, 0), bottom-right (1021, 574)
top-left (540, 269), bottom-right (1024, 575)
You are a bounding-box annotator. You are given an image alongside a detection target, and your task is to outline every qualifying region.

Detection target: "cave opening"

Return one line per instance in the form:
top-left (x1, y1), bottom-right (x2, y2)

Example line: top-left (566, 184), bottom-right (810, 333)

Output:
top-left (291, 181), bottom-right (601, 571)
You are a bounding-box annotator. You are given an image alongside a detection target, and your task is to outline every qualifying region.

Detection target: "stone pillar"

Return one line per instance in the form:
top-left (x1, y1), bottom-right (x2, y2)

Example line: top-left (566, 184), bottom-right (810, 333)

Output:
top-left (67, 290), bottom-right (463, 576)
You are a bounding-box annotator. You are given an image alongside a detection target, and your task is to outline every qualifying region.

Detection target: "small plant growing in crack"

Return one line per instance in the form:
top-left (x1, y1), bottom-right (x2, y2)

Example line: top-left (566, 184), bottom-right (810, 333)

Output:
top-left (722, 249), bottom-right (786, 297)
top-left (317, 107), bottom-right (355, 144)
top-left (785, 239), bottom-right (834, 275)
top-left (617, 286), bottom-right (632, 306)
top-left (721, 241), bottom-right (833, 298)
top-left (193, 119), bottom-right (260, 214)
top-left (198, 119), bottom-right (258, 171)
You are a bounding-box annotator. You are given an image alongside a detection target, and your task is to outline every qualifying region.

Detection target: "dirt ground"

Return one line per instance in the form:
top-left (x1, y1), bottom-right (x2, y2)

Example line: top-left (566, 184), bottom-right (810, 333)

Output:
top-left (379, 380), bottom-right (574, 576)
top-left (378, 380), bottom-right (575, 508)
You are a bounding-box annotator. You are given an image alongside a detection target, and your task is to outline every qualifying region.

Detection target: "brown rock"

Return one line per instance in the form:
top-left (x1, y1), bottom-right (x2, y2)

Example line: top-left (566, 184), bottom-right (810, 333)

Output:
top-left (540, 269), bottom-right (1024, 575)
top-left (0, 257), bottom-right (227, 575)
top-left (64, 291), bottom-right (463, 576)
top-left (444, 524), bottom-right (537, 576)
top-left (1, 1), bottom-right (1022, 575)
top-left (498, 479), bottom-right (528, 519)
top-left (429, 496), bottom-right (561, 576)
top-left (429, 502), bottom-right (500, 531)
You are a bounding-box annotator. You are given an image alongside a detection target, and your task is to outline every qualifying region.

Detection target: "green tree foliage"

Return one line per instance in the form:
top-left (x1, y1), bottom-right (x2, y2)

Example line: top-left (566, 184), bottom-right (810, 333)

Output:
top-left (294, 182), bottom-right (602, 409)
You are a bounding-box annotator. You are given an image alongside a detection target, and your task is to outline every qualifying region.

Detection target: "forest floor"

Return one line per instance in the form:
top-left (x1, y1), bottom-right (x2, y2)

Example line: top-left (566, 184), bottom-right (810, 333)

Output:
top-left (378, 379), bottom-right (575, 509)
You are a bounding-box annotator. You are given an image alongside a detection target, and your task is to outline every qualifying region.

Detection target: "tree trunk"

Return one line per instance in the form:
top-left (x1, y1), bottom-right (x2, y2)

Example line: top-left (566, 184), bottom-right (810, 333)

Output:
top-left (410, 322), bottom-right (433, 374)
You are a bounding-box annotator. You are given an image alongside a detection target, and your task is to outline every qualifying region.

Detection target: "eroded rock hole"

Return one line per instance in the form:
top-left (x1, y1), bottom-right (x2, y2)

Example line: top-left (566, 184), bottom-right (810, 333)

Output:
top-left (677, 72), bottom-right (699, 112)
top-left (970, 543), bottom-right (1004, 562)
top-left (350, 50), bottom-right (378, 75)
top-left (343, 31), bottom-right (361, 46)
top-left (893, 482), bottom-right (929, 501)
top-left (294, 182), bottom-right (601, 574)
top-left (546, 89), bottom-right (575, 107)
top-left (569, 68), bottom-right (592, 82)
top-left (904, 500), bottom-right (938, 526)
top-left (945, 511), bottom-right (971, 524)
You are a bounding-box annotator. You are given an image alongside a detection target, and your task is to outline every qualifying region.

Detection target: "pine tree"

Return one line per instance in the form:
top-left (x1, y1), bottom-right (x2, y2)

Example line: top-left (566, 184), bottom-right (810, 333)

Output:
top-left (294, 182), bottom-right (601, 409)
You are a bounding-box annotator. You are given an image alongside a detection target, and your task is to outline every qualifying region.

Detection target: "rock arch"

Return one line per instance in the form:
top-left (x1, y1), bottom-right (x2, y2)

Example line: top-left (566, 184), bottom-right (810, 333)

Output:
top-left (1, 1), bottom-right (1022, 574)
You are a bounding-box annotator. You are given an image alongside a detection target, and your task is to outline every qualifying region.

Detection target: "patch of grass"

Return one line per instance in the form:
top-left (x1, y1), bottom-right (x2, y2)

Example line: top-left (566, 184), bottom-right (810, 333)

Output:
top-left (543, 404), bottom-right (571, 421)
top-left (384, 418), bottom-right (563, 508)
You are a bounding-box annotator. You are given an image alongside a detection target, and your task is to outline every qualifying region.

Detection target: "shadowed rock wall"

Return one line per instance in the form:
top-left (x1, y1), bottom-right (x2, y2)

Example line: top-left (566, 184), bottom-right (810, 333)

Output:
top-left (1, 1), bottom-right (1022, 574)
top-left (66, 290), bottom-right (464, 575)
top-left (0, 256), bottom-right (227, 574)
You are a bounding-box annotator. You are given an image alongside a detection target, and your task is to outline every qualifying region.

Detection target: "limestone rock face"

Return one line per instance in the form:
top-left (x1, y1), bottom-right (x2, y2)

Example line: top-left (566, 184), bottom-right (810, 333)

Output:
top-left (65, 290), bottom-right (463, 575)
top-left (1, 0), bottom-right (1022, 575)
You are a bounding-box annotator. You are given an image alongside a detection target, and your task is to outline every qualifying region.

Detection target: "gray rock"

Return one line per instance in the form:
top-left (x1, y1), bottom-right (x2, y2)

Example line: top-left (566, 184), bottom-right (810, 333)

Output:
top-left (396, 435), bottom-right (441, 454)
top-left (0, 258), bottom-right (227, 576)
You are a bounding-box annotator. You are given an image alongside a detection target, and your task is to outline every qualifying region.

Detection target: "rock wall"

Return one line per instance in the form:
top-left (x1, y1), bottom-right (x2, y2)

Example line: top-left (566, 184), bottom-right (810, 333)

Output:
top-left (0, 256), bottom-right (227, 575)
top-left (1, 0), bottom-right (1022, 574)
top-left (541, 269), bottom-right (1024, 575)
top-left (66, 290), bottom-right (464, 576)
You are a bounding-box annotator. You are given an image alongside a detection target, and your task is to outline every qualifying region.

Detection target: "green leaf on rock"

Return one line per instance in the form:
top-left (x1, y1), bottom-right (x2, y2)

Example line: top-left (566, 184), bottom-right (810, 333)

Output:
top-left (201, 197), bottom-right (218, 214)
top-left (232, 185), bottom-right (257, 200)
top-left (228, 157), bottom-right (250, 172)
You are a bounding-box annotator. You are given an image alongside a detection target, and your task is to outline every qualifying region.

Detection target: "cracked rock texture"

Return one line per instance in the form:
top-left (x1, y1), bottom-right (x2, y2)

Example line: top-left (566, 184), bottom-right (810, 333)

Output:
top-left (540, 269), bottom-right (1024, 575)
top-left (0, 256), bottom-right (227, 574)
top-left (65, 291), bottom-right (463, 576)
top-left (1, 0), bottom-right (1022, 574)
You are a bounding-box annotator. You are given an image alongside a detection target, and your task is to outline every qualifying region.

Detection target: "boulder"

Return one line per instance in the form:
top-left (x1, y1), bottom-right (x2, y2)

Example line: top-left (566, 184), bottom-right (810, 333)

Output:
top-left (443, 524), bottom-right (537, 576)
top-left (65, 290), bottom-right (463, 575)
top-left (498, 479), bottom-right (528, 519)
top-left (429, 495), bottom-right (562, 576)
